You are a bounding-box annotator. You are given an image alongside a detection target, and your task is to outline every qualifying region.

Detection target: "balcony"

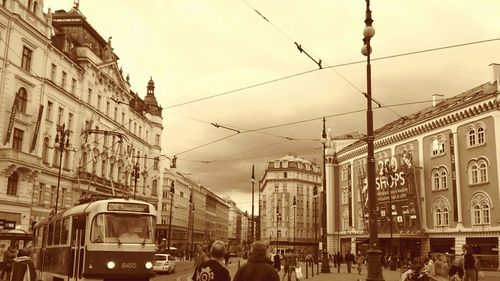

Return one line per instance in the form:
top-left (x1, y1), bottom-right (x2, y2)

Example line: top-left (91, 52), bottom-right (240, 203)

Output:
top-left (0, 149), bottom-right (42, 167)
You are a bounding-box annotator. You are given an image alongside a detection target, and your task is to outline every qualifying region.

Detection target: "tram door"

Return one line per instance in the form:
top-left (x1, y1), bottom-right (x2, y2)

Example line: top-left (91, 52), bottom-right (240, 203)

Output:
top-left (69, 215), bottom-right (86, 281)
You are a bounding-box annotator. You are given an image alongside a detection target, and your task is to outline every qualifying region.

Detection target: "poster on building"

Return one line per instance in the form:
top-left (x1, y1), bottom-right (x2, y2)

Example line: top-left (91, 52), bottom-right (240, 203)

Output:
top-left (354, 141), bottom-right (422, 234)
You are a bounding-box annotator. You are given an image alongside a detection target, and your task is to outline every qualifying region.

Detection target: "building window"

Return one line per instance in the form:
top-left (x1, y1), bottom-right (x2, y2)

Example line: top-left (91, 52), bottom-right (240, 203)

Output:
top-left (61, 71), bottom-right (67, 88)
top-left (12, 128), bottom-right (23, 150)
top-left (470, 192), bottom-right (491, 225)
top-left (46, 101), bottom-right (53, 121)
top-left (50, 185), bottom-right (56, 207)
top-left (97, 95), bottom-right (101, 111)
top-left (153, 158), bottom-right (159, 170)
top-left (42, 137), bottom-right (50, 164)
top-left (7, 172), bottom-right (18, 195)
top-left (71, 78), bottom-right (76, 94)
top-left (431, 136), bottom-right (445, 156)
top-left (64, 150), bottom-right (70, 170)
top-left (468, 159), bottom-right (488, 185)
top-left (16, 88), bottom-right (28, 113)
top-left (101, 158), bottom-right (107, 178)
top-left (68, 113), bottom-right (73, 130)
top-left (431, 167), bottom-right (448, 190)
top-left (341, 166), bottom-right (349, 181)
top-left (152, 180), bottom-right (158, 196)
top-left (432, 197), bottom-right (450, 227)
top-left (468, 124), bottom-right (486, 147)
top-left (477, 127), bottom-right (485, 144)
top-left (122, 113), bottom-right (125, 124)
top-left (155, 134), bottom-right (160, 146)
top-left (37, 183), bottom-right (44, 205)
top-left (114, 107), bottom-right (118, 121)
top-left (21, 46), bottom-right (33, 72)
top-left (57, 107), bottom-right (64, 125)
top-left (87, 88), bottom-right (92, 104)
top-left (50, 64), bottom-right (56, 81)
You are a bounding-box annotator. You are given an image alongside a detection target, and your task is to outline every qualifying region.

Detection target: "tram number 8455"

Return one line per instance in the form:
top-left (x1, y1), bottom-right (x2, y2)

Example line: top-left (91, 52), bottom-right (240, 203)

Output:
top-left (121, 262), bottom-right (138, 269)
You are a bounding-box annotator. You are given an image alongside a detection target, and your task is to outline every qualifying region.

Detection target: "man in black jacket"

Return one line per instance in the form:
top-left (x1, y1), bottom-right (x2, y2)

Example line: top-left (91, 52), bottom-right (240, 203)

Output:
top-left (234, 241), bottom-right (279, 281)
top-left (344, 249), bottom-right (355, 273)
top-left (462, 244), bottom-right (476, 281)
top-left (192, 241), bottom-right (230, 281)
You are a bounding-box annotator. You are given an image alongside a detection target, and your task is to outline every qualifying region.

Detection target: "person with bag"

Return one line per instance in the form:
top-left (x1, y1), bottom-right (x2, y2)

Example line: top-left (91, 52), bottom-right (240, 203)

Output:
top-left (233, 241), bottom-right (279, 281)
top-left (356, 251), bottom-right (364, 275)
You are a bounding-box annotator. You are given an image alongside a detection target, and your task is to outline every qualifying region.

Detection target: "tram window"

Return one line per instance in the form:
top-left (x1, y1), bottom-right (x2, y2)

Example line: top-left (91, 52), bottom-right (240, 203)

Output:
top-left (61, 217), bottom-right (70, 245)
top-left (37, 226), bottom-right (43, 247)
top-left (91, 214), bottom-right (105, 243)
top-left (54, 219), bottom-right (62, 245)
top-left (47, 223), bottom-right (54, 246)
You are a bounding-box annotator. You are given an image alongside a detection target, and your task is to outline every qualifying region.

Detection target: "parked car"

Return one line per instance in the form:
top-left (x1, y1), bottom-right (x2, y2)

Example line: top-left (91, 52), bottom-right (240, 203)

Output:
top-left (153, 254), bottom-right (176, 274)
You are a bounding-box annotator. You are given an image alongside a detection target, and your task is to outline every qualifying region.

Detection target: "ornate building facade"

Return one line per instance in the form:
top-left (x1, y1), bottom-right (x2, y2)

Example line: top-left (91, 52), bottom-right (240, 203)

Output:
top-left (328, 64), bottom-right (500, 270)
top-left (260, 155), bottom-right (322, 257)
top-left (0, 1), bottom-right (162, 233)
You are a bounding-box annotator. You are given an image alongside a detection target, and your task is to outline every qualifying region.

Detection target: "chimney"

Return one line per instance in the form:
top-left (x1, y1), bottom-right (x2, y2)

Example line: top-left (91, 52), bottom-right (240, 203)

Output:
top-left (489, 63), bottom-right (500, 91)
top-left (432, 94), bottom-right (444, 107)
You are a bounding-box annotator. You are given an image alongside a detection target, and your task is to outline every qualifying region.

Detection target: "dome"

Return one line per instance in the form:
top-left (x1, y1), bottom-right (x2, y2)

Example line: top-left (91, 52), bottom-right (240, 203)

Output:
top-left (148, 76), bottom-right (155, 87)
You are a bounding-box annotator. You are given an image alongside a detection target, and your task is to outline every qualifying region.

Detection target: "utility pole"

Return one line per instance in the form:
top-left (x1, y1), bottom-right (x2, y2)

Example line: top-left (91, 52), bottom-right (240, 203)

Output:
top-left (251, 165), bottom-right (255, 244)
top-left (54, 123), bottom-right (71, 215)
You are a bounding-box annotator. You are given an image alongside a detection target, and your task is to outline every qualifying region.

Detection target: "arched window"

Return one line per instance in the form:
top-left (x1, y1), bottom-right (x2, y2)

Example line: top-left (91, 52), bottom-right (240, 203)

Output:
top-left (479, 161), bottom-right (488, 183)
top-left (7, 172), bottom-right (18, 195)
top-left (468, 129), bottom-right (476, 146)
top-left (431, 137), bottom-right (445, 156)
top-left (440, 170), bottom-right (447, 189)
top-left (472, 204), bottom-right (481, 225)
top-left (432, 170), bottom-right (440, 190)
top-left (101, 158), bottom-right (107, 178)
top-left (109, 159), bottom-right (115, 180)
top-left (477, 127), bottom-right (485, 144)
top-left (434, 208), bottom-right (442, 226)
top-left (81, 152), bottom-right (88, 172)
top-left (32, 1), bottom-right (37, 13)
top-left (16, 88), bottom-right (27, 113)
top-left (482, 203), bottom-right (490, 224)
top-left (42, 137), bottom-right (50, 164)
top-left (432, 197), bottom-right (450, 227)
top-left (470, 164), bottom-right (478, 184)
top-left (442, 207), bottom-right (449, 226)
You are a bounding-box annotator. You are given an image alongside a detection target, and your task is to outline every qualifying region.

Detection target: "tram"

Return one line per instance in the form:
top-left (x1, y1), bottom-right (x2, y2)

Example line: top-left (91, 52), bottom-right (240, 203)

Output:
top-left (31, 198), bottom-right (156, 281)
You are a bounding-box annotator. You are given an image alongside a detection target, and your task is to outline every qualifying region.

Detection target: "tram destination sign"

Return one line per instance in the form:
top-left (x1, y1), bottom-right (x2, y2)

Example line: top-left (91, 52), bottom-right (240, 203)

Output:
top-left (107, 202), bottom-right (149, 213)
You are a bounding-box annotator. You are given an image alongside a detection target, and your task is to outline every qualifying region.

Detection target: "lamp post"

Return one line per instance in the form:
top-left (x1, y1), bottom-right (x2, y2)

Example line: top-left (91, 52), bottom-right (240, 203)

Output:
top-left (292, 195), bottom-right (297, 251)
top-left (362, 1), bottom-right (384, 280)
top-left (313, 185), bottom-right (319, 273)
top-left (320, 118), bottom-right (330, 273)
top-left (190, 202), bottom-right (195, 260)
top-left (132, 160), bottom-right (140, 200)
top-left (251, 165), bottom-right (255, 244)
top-left (54, 123), bottom-right (71, 215)
top-left (276, 207), bottom-right (280, 255)
top-left (167, 180), bottom-right (175, 251)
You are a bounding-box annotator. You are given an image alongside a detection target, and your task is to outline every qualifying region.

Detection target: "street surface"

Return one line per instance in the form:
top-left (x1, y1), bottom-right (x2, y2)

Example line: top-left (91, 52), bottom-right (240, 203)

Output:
top-left (152, 260), bottom-right (500, 281)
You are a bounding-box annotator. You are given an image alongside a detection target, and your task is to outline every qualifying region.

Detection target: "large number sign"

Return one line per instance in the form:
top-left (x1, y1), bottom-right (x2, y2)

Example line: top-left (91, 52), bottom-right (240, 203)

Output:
top-left (354, 144), bottom-right (422, 234)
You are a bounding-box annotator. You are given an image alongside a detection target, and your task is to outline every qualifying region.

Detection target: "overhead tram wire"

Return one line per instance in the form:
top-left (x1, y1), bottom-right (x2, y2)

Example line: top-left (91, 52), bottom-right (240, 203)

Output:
top-left (169, 94), bottom-right (477, 158)
top-left (163, 36), bottom-right (500, 111)
top-left (238, 0), bottom-right (403, 118)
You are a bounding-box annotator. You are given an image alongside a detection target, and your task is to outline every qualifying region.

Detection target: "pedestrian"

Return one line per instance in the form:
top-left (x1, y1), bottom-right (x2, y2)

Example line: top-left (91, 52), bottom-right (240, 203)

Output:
top-left (344, 249), bottom-right (355, 273)
top-left (233, 241), bottom-right (279, 281)
top-left (273, 252), bottom-right (281, 272)
top-left (191, 241), bottom-right (230, 281)
top-left (356, 251), bottom-right (364, 275)
top-left (1, 246), bottom-right (17, 281)
top-left (462, 244), bottom-right (476, 281)
top-left (286, 249), bottom-right (299, 281)
top-left (335, 251), bottom-right (343, 272)
top-left (282, 250), bottom-right (290, 281)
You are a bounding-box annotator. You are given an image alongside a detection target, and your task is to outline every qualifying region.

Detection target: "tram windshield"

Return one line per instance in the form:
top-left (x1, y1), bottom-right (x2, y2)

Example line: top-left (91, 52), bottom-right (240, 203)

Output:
top-left (91, 213), bottom-right (154, 244)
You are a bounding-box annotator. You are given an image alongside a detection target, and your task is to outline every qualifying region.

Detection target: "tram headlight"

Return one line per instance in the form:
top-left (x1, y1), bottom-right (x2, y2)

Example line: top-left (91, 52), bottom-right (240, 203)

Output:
top-left (145, 261), bottom-right (153, 269)
top-left (106, 261), bottom-right (116, 269)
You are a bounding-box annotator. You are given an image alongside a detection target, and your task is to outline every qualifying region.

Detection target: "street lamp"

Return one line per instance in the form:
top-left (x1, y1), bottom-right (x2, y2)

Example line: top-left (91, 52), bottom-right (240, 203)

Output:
top-left (320, 118), bottom-right (330, 273)
top-left (313, 185), bottom-right (319, 273)
top-left (362, 1), bottom-right (384, 280)
top-left (132, 160), bottom-right (140, 200)
top-left (276, 206), bottom-right (281, 255)
top-left (251, 165), bottom-right (255, 244)
top-left (292, 195), bottom-right (297, 251)
top-left (54, 123), bottom-right (71, 215)
top-left (167, 180), bottom-right (175, 251)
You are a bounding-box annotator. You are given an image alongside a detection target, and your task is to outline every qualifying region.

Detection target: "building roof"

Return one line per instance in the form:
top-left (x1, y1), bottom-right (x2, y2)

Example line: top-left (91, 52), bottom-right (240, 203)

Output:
top-left (338, 81), bottom-right (498, 156)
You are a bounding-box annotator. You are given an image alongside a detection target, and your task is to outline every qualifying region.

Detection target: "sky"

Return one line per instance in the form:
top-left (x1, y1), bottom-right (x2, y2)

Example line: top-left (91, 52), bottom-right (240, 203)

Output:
top-left (44, 0), bottom-right (500, 213)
